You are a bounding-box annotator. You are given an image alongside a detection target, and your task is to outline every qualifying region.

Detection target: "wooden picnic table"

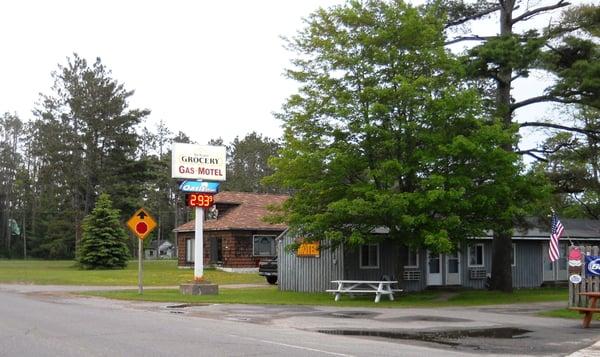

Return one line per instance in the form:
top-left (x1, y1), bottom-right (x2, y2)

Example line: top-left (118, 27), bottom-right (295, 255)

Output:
top-left (326, 280), bottom-right (402, 303)
top-left (570, 292), bottom-right (600, 328)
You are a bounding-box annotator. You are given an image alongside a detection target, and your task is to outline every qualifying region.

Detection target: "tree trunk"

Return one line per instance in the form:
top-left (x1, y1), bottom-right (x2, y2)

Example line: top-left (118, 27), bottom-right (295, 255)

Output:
top-left (490, 231), bottom-right (513, 292)
top-left (490, 0), bottom-right (515, 292)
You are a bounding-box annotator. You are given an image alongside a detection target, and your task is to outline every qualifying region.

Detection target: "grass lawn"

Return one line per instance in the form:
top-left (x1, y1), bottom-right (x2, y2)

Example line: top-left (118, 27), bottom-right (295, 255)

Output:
top-left (0, 259), bottom-right (265, 286)
top-left (82, 286), bottom-right (569, 308)
top-left (539, 308), bottom-right (600, 320)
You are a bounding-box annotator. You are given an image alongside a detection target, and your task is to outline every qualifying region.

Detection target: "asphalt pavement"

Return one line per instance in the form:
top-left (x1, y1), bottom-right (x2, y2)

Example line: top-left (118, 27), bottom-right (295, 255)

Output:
top-left (1, 283), bottom-right (600, 356)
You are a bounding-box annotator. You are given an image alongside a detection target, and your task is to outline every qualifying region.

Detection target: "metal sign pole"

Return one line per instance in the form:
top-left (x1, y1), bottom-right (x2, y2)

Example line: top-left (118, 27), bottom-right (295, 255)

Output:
top-left (138, 238), bottom-right (143, 294)
top-left (194, 207), bottom-right (204, 281)
top-left (126, 207), bottom-right (155, 295)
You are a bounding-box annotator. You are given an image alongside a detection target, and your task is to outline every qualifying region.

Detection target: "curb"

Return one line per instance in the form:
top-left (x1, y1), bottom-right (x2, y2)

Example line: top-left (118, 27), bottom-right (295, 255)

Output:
top-left (568, 340), bottom-right (600, 357)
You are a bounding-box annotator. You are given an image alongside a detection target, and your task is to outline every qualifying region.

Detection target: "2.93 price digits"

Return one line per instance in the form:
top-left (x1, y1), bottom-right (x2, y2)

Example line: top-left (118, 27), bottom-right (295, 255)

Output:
top-left (186, 193), bottom-right (215, 208)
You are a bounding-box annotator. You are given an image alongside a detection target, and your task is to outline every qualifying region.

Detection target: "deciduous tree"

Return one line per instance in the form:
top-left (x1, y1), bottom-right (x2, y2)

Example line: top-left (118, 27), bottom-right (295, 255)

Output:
top-left (266, 0), bottom-right (541, 255)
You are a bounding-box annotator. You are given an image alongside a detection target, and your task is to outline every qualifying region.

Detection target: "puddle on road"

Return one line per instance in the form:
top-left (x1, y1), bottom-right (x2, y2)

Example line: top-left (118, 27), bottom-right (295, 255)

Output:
top-left (387, 315), bottom-right (470, 323)
top-left (165, 303), bottom-right (208, 309)
top-left (480, 307), bottom-right (543, 314)
top-left (225, 316), bottom-right (252, 322)
top-left (328, 311), bottom-right (379, 319)
top-left (318, 327), bottom-right (531, 346)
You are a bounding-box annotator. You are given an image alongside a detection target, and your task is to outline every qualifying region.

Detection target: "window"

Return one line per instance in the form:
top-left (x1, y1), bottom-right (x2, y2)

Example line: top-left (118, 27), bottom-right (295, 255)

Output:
top-left (559, 243), bottom-right (568, 270)
top-left (253, 235), bottom-right (276, 256)
top-left (511, 243), bottom-right (516, 267)
top-left (404, 248), bottom-right (419, 268)
top-left (468, 243), bottom-right (484, 267)
top-left (186, 239), bottom-right (194, 262)
top-left (360, 244), bottom-right (379, 269)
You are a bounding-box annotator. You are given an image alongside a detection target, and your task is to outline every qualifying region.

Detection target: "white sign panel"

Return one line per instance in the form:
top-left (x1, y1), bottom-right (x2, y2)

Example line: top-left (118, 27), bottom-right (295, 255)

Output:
top-left (171, 143), bottom-right (226, 181)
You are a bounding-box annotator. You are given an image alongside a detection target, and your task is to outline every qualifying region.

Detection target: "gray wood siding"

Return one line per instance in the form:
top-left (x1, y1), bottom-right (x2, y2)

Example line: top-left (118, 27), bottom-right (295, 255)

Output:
top-left (512, 241), bottom-right (543, 288)
top-left (343, 240), bottom-right (399, 281)
top-left (280, 233), bottom-right (547, 292)
top-left (278, 234), bottom-right (344, 292)
top-left (403, 249), bottom-right (427, 292)
top-left (461, 240), bottom-right (543, 289)
top-left (461, 241), bottom-right (492, 289)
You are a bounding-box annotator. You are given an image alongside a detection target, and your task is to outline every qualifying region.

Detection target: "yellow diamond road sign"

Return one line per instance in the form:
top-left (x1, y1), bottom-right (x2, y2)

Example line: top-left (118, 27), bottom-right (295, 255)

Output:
top-left (127, 208), bottom-right (157, 240)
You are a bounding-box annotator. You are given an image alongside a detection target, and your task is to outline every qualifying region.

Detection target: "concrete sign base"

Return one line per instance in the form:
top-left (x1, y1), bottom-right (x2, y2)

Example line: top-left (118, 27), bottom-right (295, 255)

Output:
top-left (180, 282), bottom-right (218, 295)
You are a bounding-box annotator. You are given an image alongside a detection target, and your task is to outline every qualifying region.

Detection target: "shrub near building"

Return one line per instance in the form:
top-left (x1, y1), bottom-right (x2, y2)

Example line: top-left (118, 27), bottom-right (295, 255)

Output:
top-left (77, 193), bottom-right (130, 269)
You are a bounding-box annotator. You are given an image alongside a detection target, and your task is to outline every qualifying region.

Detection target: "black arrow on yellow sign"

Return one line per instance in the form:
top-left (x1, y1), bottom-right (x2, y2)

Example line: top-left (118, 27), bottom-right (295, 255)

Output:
top-left (127, 208), bottom-right (156, 240)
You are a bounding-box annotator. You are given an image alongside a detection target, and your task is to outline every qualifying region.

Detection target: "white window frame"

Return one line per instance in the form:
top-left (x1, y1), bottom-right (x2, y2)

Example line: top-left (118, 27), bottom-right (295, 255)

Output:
top-left (511, 243), bottom-right (516, 267)
top-left (468, 243), bottom-right (484, 267)
top-left (252, 235), bottom-right (276, 257)
top-left (186, 238), bottom-right (194, 263)
top-left (360, 243), bottom-right (380, 269)
top-left (404, 248), bottom-right (419, 269)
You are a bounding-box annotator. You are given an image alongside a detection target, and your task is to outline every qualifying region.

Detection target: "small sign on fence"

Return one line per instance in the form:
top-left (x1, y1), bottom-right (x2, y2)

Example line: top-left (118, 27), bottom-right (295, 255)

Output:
top-left (585, 256), bottom-right (600, 276)
top-left (569, 246), bottom-right (600, 308)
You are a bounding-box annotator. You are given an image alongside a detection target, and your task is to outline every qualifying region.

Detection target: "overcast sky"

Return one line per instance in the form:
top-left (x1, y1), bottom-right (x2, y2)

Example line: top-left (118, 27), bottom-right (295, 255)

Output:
top-left (0, 0), bottom-right (589, 147)
top-left (0, 0), bottom-right (346, 145)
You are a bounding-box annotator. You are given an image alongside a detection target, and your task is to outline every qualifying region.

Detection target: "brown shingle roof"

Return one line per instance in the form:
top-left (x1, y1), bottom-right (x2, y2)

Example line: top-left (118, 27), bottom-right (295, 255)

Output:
top-left (173, 191), bottom-right (288, 232)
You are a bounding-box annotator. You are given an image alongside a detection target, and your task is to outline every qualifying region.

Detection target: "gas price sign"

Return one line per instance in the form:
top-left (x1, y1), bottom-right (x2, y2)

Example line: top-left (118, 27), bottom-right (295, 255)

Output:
top-left (185, 193), bottom-right (215, 208)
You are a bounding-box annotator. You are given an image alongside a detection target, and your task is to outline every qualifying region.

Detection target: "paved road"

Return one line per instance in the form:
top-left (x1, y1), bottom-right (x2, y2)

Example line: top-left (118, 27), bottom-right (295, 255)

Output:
top-left (0, 287), bottom-right (473, 357)
top-left (1, 284), bottom-right (600, 356)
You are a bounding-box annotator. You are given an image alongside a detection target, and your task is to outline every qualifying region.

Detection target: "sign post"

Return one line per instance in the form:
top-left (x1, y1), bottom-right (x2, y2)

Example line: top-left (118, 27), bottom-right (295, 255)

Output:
top-left (126, 208), bottom-right (157, 294)
top-left (195, 207), bottom-right (204, 281)
top-left (171, 144), bottom-right (225, 295)
top-left (183, 192), bottom-right (216, 281)
top-left (138, 239), bottom-right (143, 294)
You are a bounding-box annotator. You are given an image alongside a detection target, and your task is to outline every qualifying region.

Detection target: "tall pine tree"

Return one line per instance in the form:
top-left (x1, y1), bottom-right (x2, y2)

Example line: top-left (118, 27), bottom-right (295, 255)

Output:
top-left (436, 0), bottom-right (600, 291)
top-left (31, 54), bottom-right (150, 257)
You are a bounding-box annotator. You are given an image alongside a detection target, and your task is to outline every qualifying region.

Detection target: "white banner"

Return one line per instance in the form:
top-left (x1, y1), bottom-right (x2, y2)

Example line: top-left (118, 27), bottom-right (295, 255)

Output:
top-left (171, 143), bottom-right (226, 181)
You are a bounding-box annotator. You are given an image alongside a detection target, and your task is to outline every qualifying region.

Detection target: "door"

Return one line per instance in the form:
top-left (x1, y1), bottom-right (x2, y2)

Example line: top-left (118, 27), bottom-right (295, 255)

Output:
top-left (543, 242), bottom-right (568, 281)
top-left (446, 251), bottom-right (461, 285)
top-left (427, 251), bottom-right (443, 286)
top-left (209, 237), bottom-right (223, 265)
top-left (557, 243), bottom-right (568, 280)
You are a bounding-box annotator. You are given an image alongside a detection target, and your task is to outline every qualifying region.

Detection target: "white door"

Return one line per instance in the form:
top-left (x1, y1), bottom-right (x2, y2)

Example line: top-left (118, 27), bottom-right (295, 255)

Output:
top-left (427, 251), bottom-right (443, 286)
top-left (543, 242), bottom-right (569, 281)
top-left (446, 251), bottom-right (461, 285)
top-left (557, 243), bottom-right (568, 281)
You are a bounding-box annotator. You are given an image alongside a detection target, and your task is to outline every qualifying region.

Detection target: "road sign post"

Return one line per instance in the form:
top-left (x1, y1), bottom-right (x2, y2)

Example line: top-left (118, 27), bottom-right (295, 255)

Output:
top-left (126, 208), bottom-right (157, 294)
top-left (138, 239), bottom-right (143, 294)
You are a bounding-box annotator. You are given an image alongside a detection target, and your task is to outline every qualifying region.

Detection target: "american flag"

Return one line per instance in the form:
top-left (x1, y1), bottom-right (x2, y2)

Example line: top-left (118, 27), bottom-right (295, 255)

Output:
top-left (549, 212), bottom-right (565, 262)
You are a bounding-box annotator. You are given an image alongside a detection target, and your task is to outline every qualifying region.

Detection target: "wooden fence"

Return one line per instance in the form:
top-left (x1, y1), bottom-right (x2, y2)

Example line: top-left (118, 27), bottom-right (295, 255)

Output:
top-left (569, 245), bottom-right (599, 308)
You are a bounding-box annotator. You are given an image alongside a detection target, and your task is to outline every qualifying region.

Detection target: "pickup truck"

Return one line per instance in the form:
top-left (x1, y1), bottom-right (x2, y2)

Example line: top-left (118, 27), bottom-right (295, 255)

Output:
top-left (258, 257), bottom-right (277, 284)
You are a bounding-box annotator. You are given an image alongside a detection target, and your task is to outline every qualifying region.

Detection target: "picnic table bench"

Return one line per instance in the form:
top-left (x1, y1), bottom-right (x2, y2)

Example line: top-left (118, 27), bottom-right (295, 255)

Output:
top-left (570, 292), bottom-right (600, 328)
top-left (326, 280), bottom-right (402, 303)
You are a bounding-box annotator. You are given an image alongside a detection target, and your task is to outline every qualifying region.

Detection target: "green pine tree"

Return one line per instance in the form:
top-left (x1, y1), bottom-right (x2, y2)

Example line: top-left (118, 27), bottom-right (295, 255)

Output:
top-left (77, 193), bottom-right (130, 269)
